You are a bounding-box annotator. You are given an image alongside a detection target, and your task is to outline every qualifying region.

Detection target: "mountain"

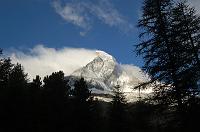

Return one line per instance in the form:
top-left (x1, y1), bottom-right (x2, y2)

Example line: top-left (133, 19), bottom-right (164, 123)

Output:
top-left (66, 50), bottom-right (152, 102)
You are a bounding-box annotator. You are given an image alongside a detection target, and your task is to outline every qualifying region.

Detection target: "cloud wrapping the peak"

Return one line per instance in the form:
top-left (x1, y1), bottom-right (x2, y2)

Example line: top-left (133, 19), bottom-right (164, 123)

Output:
top-left (10, 45), bottom-right (97, 79)
top-left (120, 64), bottom-right (149, 82)
top-left (52, 0), bottom-right (134, 35)
top-left (8, 45), bottom-right (146, 83)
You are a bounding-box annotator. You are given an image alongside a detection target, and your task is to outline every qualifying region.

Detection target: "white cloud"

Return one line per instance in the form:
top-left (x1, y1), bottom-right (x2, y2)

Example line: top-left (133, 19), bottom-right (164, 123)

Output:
top-left (10, 45), bottom-right (97, 79)
top-left (52, 1), bottom-right (91, 30)
top-left (52, 0), bottom-right (134, 35)
top-left (86, 0), bottom-right (134, 33)
top-left (8, 45), bottom-right (146, 82)
top-left (120, 64), bottom-right (149, 82)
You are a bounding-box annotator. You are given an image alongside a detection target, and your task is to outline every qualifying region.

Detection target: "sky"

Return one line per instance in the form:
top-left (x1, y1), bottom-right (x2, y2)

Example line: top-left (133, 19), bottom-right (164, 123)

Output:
top-left (0, 0), bottom-right (199, 79)
top-left (0, 0), bottom-right (142, 64)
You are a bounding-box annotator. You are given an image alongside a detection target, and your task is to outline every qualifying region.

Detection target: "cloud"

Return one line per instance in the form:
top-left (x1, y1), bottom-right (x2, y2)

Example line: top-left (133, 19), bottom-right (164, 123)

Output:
top-left (120, 64), bottom-right (149, 82)
top-left (52, 1), bottom-right (91, 30)
top-left (8, 45), bottom-right (146, 82)
top-left (52, 0), bottom-right (134, 35)
top-left (86, 0), bottom-right (134, 33)
top-left (10, 45), bottom-right (97, 79)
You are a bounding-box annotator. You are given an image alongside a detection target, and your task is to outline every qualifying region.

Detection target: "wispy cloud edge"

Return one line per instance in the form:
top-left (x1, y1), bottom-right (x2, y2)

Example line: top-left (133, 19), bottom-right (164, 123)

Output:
top-left (52, 0), bottom-right (134, 35)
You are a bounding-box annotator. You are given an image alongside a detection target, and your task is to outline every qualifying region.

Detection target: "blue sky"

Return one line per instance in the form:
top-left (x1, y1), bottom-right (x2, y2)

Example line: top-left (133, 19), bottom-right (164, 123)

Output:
top-left (1, 0), bottom-right (199, 71)
top-left (0, 0), bottom-right (143, 67)
top-left (1, 0), bottom-right (199, 79)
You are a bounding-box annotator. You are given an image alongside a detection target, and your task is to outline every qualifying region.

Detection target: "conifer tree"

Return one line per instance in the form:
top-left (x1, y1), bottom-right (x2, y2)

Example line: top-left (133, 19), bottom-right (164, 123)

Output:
top-left (109, 85), bottom-right (128, 132)
top-left (137, 0), bottom-right (200, 110)
top-left (7, 63), bottom-right (29, 131)
top-left (170, 0), bottom-right (200, 102)
top-left (28, 75), bottom-right (43, 131)
top-left (32, 75), bottom-right (42, 89)
top-left (111, 85), bottom-right (126, 106)
top-left (8, 63), bottom-right (28, 99)
top-left (0, 54), bottom-right (13, 89)
top-left (137, 0), bottom-right (185, 109)
top-left (43, 71), bottom-right (69, 102)
top-left (0, 50), bottom-right (14, 131)
top-left (72, 77), bottom-right (92, 132)
top-left (73, 77), bottom-right (91, 103)
top-left (42, 71), bottom-right (69, 131)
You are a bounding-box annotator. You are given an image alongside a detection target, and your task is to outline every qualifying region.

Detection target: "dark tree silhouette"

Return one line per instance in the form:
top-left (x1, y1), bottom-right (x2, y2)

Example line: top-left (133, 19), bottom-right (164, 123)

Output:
top-left (5, 63), bottom-right (29, 131)
top-left (169, 1), bottom-right (200, 130)
top-left (8, 63), bottom-right (28, 90)
top-left (27, 75), bottom-right (43, 132)
top-left (0, 56), bottom-right (13, 89)
top-left (72, 77), bottom-right (91, 103)
top-left (71, 77), bottom-right (93, 132)
top-left (136, 0), bottom-right (200, 112)
top-left (42, 71), bottom-right (70, 132)
top-left (136, 0), bottom-right (176, 105)
top-left (109, 85), bottom-right (128, 132)
top-left (32, 75), bottom-right (42, 89)
top-left (43, 71), bottom-right (69, 103)
top-left (0, 50), bottom-right (14, 131)
top-left (136, 0), bottom-right (200, 131)
top-left (170, 1), bottom-right (200, 104)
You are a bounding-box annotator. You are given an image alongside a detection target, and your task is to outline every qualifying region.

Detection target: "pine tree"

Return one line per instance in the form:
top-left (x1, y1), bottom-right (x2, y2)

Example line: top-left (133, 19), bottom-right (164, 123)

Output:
top-left (72, 77), bottom-right (91, 103)
top-left (136, 0), bottom-right (191, 110)
top-left (42, 71), bottom-right (69, 131)
top-left (137, 0), bottom-right (176, 104)
top-left (7, 63), bottom-right (29, 131)
top-left (170, 0), bottom-right (200, 103)
top-left (137, 0), bottom-right (200, 111)
top-left (43, 71), bottom-right (69, 102)
top-left (8, 63), bottom-right (28, 99)
top-left (109, 85), bottom-right (128, 132)
top-left (137, 0), bottom-right (174, 84)
top-left (0, 56), bottom-right (13, 89)
top-left (32, 75), bottom-right (42, 89)
top-left (27, 75), bottom-right (43, 132)
top-left (0, 50), bottom-right (14, 131)
top-left (111, 85), bottom-right (126, 106)
top-left (71, 77), bottom-right (92, 132)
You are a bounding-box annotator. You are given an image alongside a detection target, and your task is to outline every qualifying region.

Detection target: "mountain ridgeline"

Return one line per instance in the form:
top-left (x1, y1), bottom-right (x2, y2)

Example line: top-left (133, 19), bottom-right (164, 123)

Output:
top-left (66, 51), bottom-right (151, 101)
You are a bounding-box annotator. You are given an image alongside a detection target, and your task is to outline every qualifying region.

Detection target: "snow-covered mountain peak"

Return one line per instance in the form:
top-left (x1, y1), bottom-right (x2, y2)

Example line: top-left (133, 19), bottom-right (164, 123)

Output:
top-left (67, 50), bottom-right (152, 102)
top-left (71, 50), bottom-right (117, 80)
top-left (95, 50), bottom-right (115, 61)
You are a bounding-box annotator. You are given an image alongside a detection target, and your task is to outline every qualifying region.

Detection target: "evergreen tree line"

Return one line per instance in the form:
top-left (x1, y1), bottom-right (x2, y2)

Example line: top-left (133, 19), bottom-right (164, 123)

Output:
top-left (1, 50), bottom-right (200, 132)
top-left (0, 51), bottom-right (132, 132)
top-left (2, 49), bottom-right (197, 132)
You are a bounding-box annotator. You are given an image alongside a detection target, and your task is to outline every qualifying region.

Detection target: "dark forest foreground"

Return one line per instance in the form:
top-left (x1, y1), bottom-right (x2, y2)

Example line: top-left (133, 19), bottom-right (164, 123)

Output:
top-left (0, 54), bottom-right (199, 132)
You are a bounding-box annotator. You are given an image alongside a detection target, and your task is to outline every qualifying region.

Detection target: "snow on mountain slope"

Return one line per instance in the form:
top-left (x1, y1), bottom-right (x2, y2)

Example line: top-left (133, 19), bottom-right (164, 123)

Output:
top-left (67, 50), bottom-right (152, 102)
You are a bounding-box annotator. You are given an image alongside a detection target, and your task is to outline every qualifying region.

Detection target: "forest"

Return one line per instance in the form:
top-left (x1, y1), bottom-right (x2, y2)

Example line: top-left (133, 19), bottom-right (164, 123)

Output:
top-left (1, 0), bottom-right (200, 132)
